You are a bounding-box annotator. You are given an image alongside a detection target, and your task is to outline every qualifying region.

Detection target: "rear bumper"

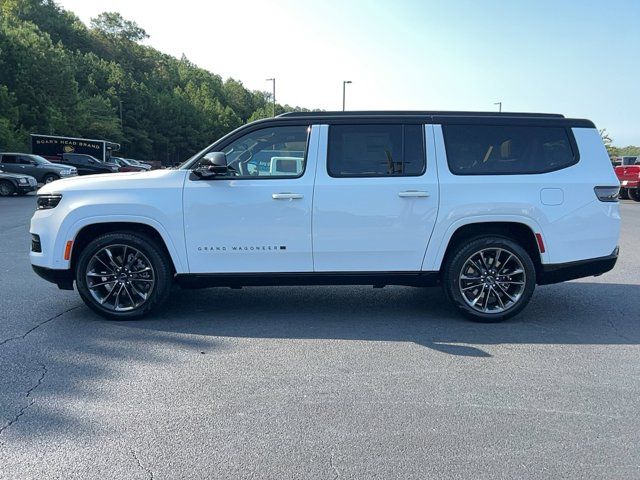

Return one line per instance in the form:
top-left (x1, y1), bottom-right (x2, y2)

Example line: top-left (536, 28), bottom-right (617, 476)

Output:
top-left (538, 247), bottom-right (619, 285)
top-left (32, 265), bottom-right (74, 290)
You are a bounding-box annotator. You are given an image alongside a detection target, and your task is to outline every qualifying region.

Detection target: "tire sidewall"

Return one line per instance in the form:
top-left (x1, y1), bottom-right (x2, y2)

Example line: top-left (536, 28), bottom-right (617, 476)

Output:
top-left (443, 236), bottom-right (536, 322)
top-left (75, 232), bottom-right (172, 319)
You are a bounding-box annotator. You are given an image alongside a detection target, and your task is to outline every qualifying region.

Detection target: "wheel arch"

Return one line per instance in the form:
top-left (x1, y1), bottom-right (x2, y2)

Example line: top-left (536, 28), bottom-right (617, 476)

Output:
top-left (68, 220), bottom-right (182, 274)
top-left (428, 218), bottom-right (548, 274)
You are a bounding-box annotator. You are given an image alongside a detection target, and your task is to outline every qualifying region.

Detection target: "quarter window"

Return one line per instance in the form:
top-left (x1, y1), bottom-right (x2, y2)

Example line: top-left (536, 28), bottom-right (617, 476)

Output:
top-left (218, 125), bottom-right (309, 178)
top-left (328, 124), bottom-right (425, 177)
top-left (443, 124), bottom-right (577, 175)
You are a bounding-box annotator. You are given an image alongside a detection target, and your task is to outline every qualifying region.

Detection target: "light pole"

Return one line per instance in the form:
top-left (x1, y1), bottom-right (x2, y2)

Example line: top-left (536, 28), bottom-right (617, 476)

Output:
top-left (494, 101), bottom-right (502, 113)
top-left (342, 80), bottom-right (352, 111)
top-left (119, 100), bottom-right (124, 129)
top-left (266, 78), bottom-right (276, 117)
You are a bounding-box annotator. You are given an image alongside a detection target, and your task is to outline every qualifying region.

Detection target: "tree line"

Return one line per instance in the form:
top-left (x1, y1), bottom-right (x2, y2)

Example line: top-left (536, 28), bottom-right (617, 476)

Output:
top-left (0, 0), bottom-right (314, 163)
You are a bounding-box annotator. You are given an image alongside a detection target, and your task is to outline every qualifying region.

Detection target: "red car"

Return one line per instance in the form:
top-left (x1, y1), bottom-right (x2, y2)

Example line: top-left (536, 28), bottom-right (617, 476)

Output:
top-left (615, 156), bottom-right (640, 201)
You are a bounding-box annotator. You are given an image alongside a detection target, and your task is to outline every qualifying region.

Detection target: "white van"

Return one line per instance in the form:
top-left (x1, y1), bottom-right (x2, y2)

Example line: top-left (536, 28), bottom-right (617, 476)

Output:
top-left (30, 111), bottom-right (620, 322)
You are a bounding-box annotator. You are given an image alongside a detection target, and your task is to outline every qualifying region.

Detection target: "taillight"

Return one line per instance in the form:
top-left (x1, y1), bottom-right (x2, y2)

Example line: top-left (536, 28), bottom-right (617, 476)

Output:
top-left (594, 186), bottom-right (620, 202)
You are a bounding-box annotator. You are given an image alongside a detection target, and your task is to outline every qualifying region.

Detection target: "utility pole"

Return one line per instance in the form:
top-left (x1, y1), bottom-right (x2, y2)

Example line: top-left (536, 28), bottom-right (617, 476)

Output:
top-left (266, 78), bottom-right (276, 116)
top-left (342, 80), bottom-right (352, 111)
top-left (119, 100), bottom-right (124, 128)
top-left (494, 101), bottom-right (502, 113)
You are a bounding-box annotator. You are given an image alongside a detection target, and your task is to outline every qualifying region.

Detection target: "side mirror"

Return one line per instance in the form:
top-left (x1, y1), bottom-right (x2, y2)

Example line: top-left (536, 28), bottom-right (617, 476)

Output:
top-left (194, 152), bottom-right (228, 179)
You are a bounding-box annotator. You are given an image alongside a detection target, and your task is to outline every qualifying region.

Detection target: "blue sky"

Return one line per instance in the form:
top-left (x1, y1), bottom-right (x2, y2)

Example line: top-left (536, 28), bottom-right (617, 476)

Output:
top-left (60, 0), bottom-right (640, 145)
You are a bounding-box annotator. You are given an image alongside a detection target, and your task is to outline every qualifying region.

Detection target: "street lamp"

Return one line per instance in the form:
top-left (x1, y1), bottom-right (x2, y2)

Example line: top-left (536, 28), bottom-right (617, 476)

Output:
top-left (266, 78), bottom-right (276, 117)
top-left (342, 80), bottom-right (352, 111)
top-left (494, 101), bottom-right (502, 113)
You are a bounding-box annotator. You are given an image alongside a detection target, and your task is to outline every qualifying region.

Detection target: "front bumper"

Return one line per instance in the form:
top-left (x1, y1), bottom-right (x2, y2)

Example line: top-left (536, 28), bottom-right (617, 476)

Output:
top-left (32, 265), bottom-right (74, 290)
top-left (17, 184), bottom-right (38, 194)
top-left (537, 247), bottom-right (619, 285)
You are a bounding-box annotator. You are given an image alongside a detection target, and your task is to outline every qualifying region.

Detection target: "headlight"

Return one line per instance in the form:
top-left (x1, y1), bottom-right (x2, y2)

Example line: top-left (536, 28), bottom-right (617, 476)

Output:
top-left (18, 177), bottom-right (28, 184)
top-left (37, 194), bottom-right (63, 210)
top-left (60, 169), bottom-right (73, 176)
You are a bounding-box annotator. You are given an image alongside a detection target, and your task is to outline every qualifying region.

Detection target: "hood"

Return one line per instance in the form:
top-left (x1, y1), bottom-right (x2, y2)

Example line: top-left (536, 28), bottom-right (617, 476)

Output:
top-left (0, 170), bottom-right (34, 180)
top-left (37, 168), bottom-right (186, 194)
top-left (46, 162), bottom-right (76, 170)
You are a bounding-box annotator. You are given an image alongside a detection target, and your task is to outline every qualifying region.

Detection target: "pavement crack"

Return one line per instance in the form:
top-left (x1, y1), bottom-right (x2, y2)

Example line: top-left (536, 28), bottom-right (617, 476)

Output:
top-left (131, 448), bottom-right (154, 480)
top-left (0, 305), bottom-right (81, 348)
top-left (604, 316), bottom-right (635, 343)
top-left (0, 400), bottom-right (35, 436)
top-left (0, 362), bottom-right (48, 436)
top-left (330, 449), bottom-right (340, 479)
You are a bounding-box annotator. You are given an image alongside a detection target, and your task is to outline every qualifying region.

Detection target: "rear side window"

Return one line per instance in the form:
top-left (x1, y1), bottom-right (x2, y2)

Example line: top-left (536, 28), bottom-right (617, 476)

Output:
top-left (443, 125), bottom-right (577, 175)
top-left (328, 124), bottom-right (425, 177)
top-left (1, 155), bottom-right (17, 164)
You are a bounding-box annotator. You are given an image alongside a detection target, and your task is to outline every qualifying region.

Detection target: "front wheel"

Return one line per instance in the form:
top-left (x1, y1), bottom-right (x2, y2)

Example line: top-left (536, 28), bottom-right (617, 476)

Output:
top-left (43, 174), bottom-right (59, 184)
top-left (442, 236), bottom-right (536, 322)
top-left (75, 232), bottom-right (173, 319)
top-left (629, 188), bottom-right (640, 202)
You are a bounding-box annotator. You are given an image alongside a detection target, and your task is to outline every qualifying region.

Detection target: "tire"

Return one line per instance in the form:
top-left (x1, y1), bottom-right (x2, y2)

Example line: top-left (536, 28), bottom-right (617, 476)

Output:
top-left (43, 173), bottom-right (59, 184)
top-left (0, 180), bottom-right (15, 197)
top-left (442, 236), bottom-right (536, 322)
top-left (619, 188), bottom-right (629, 200)
top-left (629, 188), bottom-right (640, 202)
top-left (75, 231), bottom-right (173, 320)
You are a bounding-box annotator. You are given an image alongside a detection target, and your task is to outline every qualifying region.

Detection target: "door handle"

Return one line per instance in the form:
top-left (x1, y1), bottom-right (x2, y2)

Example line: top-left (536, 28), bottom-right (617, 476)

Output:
top-left (398, 190), bottom-right (430, 198)
top-left (272, 193), bottom-right (304, 200)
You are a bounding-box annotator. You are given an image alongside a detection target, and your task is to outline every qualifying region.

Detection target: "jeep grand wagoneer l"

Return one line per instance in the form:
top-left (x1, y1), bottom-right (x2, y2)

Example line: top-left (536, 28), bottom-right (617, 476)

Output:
top-left (30, 111), bottom-right (620, 322)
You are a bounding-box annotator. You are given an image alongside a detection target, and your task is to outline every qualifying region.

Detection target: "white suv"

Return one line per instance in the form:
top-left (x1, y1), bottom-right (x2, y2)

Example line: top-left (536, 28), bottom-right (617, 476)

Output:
top-left (30, 111), bottom-right (620, 322)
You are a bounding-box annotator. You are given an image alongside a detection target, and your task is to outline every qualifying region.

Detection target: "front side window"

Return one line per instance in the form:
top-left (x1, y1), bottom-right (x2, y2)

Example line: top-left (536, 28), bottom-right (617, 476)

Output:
top-left (216, 125), bottom-right (309, 178)
top-left (328, 124), bottom-right (425, 177)
top-left (443, 124), bottom-right (577, 175)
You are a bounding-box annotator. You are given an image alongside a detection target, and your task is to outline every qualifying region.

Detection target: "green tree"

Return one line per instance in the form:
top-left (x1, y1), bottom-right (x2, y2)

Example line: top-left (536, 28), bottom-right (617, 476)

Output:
top-left (90, 12), bottom-right (148, 42)
top-left (599, 129), bottom-right (619, 162)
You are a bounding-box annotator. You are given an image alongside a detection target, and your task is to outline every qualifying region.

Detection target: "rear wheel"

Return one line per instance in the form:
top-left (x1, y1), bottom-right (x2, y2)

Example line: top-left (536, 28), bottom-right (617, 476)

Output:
top-left (0, 180), bottom-right (15, 196)
top-left (442, 236), bottom-right (536, 322)
top-left (619, 188), bottom-right (629, 200)
top-left (75, 232), bottom-right (173, 319)
top-left (629, 188), bottom-right (640, 202)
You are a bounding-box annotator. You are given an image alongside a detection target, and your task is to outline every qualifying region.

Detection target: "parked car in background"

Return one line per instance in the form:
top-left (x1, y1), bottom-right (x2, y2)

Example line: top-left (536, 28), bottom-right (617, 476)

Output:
top-left (126, 158), bottom-right (154, 170)
top-left (0, 153), bottom-right (77, 183)
top-left (0, 169), bottom-right (38, 196)
top-left (111, 157), bottom-right (149, 172)
top-left (615, 156), bottom-right (640, 201)
top-left (59, 153), bottom-right (119, 176)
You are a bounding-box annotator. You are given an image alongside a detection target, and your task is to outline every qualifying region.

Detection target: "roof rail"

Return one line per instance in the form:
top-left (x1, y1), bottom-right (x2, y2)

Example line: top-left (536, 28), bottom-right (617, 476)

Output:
top-left (278, 110), bottom-right (565, 118)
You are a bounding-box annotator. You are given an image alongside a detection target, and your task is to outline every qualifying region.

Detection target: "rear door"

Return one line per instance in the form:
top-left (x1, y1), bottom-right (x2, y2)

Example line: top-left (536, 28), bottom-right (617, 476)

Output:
top-left (0, 155), bottom-right (20, 175)
top-left (312, 123), bottom-right (439, 272)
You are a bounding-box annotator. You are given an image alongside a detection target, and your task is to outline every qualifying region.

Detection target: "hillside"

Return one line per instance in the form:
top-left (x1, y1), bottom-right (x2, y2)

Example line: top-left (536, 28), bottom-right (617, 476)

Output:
top-left (0, 0), bottom-right (312, 163)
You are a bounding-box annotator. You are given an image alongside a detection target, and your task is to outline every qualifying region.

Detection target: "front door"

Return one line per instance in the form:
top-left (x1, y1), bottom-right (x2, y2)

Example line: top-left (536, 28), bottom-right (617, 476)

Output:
top-left (183, 124), bottom-right (318, 273)
top-left (312, 123), bottom-right (439, 272)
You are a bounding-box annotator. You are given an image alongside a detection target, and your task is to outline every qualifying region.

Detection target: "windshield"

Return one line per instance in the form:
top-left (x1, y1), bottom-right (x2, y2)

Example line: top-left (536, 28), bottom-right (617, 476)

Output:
top-left (31, 155), bottom-right (51, 164)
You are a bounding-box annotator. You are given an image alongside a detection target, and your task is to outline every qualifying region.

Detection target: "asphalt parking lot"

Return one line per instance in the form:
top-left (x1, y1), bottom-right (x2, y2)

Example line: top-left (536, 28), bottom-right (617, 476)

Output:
top-left (0, 195), bottom-right (638, 479)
